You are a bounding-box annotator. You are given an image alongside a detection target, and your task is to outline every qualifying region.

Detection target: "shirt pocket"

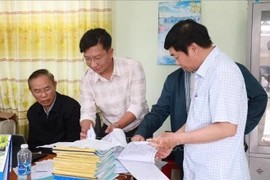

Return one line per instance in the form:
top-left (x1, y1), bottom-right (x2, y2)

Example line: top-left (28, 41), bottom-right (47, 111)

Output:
top-left (190, 93), bottom-right (209, 126)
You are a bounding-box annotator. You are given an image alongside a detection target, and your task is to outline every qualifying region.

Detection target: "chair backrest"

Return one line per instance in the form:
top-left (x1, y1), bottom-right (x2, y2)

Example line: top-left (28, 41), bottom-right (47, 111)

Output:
top-left (0, 120), bottom-right (16, 134)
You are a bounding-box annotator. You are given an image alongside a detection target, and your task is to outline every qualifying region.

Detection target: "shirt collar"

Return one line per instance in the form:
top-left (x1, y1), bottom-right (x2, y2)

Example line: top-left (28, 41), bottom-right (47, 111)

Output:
top-left (43, 92), bottom-right (57, 116)
top-left (93, 56), bottom-right (122, 82)
top-left (196, 46), bottom-right (220, 78)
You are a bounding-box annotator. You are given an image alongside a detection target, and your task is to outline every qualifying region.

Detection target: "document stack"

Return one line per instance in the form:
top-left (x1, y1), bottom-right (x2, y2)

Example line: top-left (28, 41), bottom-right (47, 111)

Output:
top-left (52, 145), bottom-right (118, 180)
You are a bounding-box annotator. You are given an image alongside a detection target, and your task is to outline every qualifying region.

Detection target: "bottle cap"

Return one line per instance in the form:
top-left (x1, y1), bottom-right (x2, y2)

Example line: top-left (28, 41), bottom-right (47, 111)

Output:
top-left (21, 144), bottom-right (28, 149)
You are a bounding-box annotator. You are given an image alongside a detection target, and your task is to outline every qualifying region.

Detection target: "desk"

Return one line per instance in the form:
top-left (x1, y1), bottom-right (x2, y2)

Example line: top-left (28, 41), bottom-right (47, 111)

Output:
top-left (10, 154), bottom-right (132, 180)
top-left (10, 154), bottom-right (55, 180)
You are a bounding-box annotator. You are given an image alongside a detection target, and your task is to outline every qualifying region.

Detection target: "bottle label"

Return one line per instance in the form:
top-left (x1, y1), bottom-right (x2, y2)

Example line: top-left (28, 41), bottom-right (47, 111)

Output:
top-left (18, 162), bottom-right (31, 175)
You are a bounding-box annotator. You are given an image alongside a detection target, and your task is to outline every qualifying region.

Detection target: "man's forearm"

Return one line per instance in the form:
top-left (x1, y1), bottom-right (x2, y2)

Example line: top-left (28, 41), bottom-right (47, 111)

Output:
top-left (175, 122), bottom-right (237, 145)
top-left (116, 111), bottom-right (136, 128)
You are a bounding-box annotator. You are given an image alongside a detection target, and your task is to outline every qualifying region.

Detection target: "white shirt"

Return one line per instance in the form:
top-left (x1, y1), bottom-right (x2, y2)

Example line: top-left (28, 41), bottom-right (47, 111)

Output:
top-left (80, 56), bottom-right (148, 132)
top-left (184, 47), bottom-right (250, 180)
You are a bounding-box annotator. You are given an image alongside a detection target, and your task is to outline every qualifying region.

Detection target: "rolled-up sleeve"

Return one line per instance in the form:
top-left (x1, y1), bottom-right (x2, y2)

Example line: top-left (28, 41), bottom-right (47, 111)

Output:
top-left (126, 61), bottom-right (147, 118)
top-left (79, 70), bottom-right (97, 124)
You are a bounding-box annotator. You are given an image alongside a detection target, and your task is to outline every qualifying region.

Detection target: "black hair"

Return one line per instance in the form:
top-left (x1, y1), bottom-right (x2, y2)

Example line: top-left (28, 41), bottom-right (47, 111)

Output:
top-left (28, 69), bottom-right (55, 89)
top-left (164, 19), bottom-right (212, 55)
top-left (79, 28), bottom-right (112, 53)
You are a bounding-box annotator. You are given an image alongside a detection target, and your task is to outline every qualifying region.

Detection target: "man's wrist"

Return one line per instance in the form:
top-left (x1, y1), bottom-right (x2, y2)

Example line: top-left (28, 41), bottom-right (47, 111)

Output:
top-left (80, 119), bottom-right (94, 130)
top-left (114, 122), bottom-right (121, 128)
top-left (175, 133), bottom-right (184, 146)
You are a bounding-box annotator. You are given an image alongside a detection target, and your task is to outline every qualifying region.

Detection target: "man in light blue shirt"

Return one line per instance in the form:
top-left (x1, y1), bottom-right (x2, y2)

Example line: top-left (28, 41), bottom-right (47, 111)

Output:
top-left (149, 19), bottom-right (250, 180)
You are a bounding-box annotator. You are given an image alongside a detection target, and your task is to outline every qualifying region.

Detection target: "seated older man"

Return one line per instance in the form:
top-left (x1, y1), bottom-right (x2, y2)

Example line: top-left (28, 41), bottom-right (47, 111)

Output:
top-left (27, 69), bottom-right (81, 152)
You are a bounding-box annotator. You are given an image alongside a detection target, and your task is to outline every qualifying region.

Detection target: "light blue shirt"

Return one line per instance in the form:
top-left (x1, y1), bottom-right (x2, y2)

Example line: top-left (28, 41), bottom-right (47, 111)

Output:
top-left (184, 47), bottom-right (250, 180)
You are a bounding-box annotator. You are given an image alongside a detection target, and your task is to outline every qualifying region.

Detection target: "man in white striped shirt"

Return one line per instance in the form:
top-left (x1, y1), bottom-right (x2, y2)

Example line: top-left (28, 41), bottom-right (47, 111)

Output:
top-left (79, 28), bottom-right (148, 141)
top-left (149, 19), bottom-right (250, 180)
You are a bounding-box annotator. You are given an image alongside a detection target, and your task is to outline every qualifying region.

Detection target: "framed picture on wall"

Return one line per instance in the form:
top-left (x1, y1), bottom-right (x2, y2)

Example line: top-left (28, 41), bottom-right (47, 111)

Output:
top-left (158, 0), bottom-right (201, 65)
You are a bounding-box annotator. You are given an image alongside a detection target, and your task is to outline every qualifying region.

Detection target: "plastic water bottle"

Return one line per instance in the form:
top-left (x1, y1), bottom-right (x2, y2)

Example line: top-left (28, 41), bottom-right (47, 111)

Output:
top-left (17, 144), bottom-right (32, 180)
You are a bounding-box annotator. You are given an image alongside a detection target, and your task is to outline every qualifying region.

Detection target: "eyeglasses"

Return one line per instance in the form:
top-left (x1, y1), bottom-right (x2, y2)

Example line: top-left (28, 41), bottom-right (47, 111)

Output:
top-left (32, 86), bottom-right (52, 96)
top-left (83, 53), bottom-right (107, 64)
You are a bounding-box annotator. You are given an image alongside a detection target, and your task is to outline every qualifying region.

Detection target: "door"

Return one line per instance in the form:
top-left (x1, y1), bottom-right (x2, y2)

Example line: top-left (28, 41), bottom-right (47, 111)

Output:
top-left (249, 1), bottom-right (270, 155)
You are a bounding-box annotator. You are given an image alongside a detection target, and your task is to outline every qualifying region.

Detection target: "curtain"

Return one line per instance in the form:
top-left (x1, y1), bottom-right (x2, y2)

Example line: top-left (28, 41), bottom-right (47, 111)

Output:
top-left (0, 1), bottom-right (112, 138)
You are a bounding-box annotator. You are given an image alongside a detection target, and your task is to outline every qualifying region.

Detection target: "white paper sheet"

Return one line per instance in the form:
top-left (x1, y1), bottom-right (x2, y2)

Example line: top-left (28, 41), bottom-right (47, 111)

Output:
top-left (37, 142), bottom-right (73, 149)
top-left (70, 139), bottom-right (116, 150)
top-left (87, 125), bottom-right (96, 139)
top-left (35, 159), bottom-right (54, 172)
top-left (119, 160), bottom-right (169, 180)
top-left (101, 128), bottom-right (127, 147)
top-left (115, 159), bottom-right (129, 174)
top-left (117, 141), bottom-right (169, 179)
top-left (37, 139), bottom-right (116, 151)
top-left (117, 141), bottom-right (157, 163)
top-left (13, 164), bottom-right (53, 180)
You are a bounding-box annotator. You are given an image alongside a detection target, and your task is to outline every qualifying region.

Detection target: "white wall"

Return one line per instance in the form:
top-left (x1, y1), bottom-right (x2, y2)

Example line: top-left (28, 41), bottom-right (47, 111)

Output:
top-left (112, 0), bottom-right (248, 136)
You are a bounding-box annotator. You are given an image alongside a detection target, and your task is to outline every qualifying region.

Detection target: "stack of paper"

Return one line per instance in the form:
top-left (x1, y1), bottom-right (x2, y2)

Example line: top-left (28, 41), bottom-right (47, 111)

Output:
top-left (38, 129), bottom-right (169, 180)
top-left (100, 129), bottom-right (129, 174)
top-left (100, 129), bottom-right (169, 179)
top-left (52, 139), bottom-right (118, 180)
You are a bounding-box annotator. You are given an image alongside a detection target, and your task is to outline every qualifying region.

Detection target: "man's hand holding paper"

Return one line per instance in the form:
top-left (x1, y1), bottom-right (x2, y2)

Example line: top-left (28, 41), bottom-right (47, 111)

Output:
top-left (87, 125), bottom-right (96, 140)
top-left (80, 120), bottom-right (95, 140)
top-left (148, 132), bottom-right (180, 159)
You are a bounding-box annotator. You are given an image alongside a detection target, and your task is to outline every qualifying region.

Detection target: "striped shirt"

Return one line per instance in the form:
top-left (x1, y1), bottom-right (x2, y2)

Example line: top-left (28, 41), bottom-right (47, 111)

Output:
top-left (184, 47), bottom-right (250, 180)
top-left (80, 56), bottom-right (148, 132)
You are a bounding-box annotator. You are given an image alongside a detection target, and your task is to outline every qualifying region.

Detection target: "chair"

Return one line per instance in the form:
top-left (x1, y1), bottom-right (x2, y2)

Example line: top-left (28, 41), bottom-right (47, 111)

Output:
top-left (161, 158), bottom-right (180, 179)
top-left (0, 119), bottom-right (16, 134)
